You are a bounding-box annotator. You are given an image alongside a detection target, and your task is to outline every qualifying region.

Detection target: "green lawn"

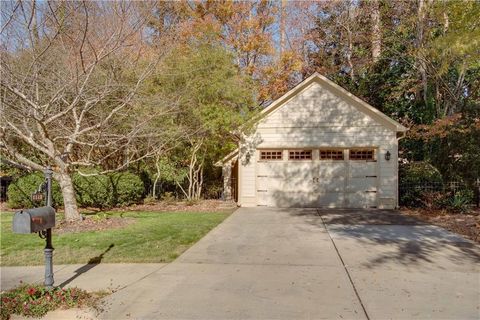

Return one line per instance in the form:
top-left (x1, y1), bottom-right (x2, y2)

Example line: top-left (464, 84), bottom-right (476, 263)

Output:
top-left (0, 211), bottom-right (232, 266)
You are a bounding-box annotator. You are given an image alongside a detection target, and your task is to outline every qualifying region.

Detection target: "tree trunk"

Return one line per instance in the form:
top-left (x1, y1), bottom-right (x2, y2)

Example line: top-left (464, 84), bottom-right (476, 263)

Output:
top-left (279, 0), bottom-right (287, 58)
top-left (345, 11), bottom-right (355, 81)
top-left (371, 0), bottom-right (382, 63)
top-left (185, 140), bottom-right (203, 201)
top-left (56, 172), bottom-right (81, 221)
top-left (416, 0), bottom-right (429, 108)
top-left (153, 155), bottom-right (161, 198)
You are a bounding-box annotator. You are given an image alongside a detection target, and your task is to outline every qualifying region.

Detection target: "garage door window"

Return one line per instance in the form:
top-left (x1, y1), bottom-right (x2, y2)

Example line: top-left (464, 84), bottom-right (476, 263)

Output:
top-left (349, 149), bottom-right (375, 160)
top-left (289, 150), bottom-right (312, 160)
top-left (319, 149), bottom-right (344, 160)
top-left (260, 150), bottom-right (283, 160)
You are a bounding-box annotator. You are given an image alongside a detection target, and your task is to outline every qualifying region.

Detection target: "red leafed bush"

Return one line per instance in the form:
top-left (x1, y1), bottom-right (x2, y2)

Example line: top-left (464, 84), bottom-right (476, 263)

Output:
top-left (0, 284), bottom-right (107, 320)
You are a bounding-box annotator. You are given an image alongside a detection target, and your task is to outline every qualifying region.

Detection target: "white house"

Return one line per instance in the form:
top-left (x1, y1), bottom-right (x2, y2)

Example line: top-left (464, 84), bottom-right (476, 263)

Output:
top-left (217, 73), bottom-right (407, 209)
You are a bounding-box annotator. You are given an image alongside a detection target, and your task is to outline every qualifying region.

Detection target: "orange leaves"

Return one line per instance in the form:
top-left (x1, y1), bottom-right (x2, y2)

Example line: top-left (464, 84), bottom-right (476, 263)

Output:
top-left (408, 113), bottom-right (478, 141)
top-left (180, 14), bottom-right (223, 41)
top-left (179, 1), bottom-right (276, 67)
top-left (156, 1), bottom-right (304, 103)
top-left (258, 51), bottom-right (304, 101)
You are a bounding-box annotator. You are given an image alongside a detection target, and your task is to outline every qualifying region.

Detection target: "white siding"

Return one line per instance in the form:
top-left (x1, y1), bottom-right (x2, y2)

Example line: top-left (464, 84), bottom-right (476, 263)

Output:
top-left (254, 127), bottom-right (393, 148)
top-left (240, 156), bottom-right (256, 198)
top-left (238, 81), bottom-right (399, 208)
top-left (258, 82), bottom-right (377, 129)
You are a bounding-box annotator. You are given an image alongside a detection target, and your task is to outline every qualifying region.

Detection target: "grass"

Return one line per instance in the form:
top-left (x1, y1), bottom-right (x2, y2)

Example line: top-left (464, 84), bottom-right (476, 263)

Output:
top-left (0, 211), bottom-right (232, 266)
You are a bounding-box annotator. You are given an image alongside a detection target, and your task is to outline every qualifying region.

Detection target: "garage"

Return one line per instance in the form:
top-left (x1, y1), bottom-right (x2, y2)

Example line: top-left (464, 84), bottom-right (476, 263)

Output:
top-left (217, 73), bottom-right (407, 209)
top-left (256, 148), bottom-right (378, 208)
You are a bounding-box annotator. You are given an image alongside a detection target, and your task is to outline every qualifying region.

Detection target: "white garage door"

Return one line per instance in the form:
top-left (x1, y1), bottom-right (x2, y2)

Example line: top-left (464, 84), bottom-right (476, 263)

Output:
top-left (256, 149), bottom-right (378, 208)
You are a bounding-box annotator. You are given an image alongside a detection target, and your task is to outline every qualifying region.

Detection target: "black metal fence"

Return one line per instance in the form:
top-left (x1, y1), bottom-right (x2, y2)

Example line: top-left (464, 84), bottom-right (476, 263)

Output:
top-left (399, 180), bottom-right (480, 208)
top-left (0, 176), bottom-right (12, 202)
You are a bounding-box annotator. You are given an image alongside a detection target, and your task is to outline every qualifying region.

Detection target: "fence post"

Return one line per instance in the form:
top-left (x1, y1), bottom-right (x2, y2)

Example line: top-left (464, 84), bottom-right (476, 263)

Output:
top-left (476, 178), bottom-right (480, 208)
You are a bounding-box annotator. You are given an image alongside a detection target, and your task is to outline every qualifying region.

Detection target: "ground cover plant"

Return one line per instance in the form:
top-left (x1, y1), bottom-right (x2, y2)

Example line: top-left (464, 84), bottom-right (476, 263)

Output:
top-left (0, 283), bottom-right (107, 320)
top-left (0, 210), bottom-right (232, 266)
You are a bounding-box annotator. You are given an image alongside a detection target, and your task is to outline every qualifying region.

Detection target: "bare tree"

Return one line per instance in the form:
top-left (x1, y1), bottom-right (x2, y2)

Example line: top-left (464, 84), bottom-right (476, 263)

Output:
top-left (0, 1), bottom-right (171, 221)
top-left (415, 0), bottom-right (433, 108)
top-left (175, 137), bottom-right (204, 201)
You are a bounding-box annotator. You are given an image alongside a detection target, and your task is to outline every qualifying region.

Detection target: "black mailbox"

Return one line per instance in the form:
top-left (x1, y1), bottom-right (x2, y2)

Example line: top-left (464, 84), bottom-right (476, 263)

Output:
top-left (12, 206), bottom-right (56, 234)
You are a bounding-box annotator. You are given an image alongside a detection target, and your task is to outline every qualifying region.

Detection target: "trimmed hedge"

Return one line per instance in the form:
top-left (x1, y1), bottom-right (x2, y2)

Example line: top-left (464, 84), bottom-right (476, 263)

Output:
top-left (7, 172), bottom-right (144, 209)
top-left (74, 172), bottom-right (144, 208)
top-left (6, 173), bottom-right (63, 208)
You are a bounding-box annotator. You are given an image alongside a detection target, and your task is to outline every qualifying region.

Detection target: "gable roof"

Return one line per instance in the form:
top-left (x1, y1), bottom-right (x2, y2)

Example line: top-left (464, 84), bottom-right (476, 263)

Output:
top-left (249, 72), bottom-right (407, 132)
top-left (216, 72), bottom-right (408, 166)
top-left (215, 148), bottom-right (239, 167)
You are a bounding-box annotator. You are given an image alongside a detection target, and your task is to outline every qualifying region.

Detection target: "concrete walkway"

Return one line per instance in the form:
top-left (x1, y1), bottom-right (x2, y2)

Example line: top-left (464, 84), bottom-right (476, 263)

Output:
top-left (2, 208), bottom-right (479, 319)
top-left (1, 263), bottom-right (167, 292)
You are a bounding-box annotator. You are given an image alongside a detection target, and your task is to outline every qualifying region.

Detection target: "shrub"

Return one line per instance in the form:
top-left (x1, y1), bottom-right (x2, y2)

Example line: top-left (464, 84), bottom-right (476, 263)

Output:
top-left (109, 172), bottom-right (144, 207)
top-left (399, 162), bottom-right (443, 207)
top-left (161, 192), bottom-right (176, 205)
top-left (143, 195), bottom-right (157, 205)
top-left (185, 199), bottom-right (199, 206)
top-left (74, 172), bottom-right (144, 208)
top-left (418, 191), bottom-right (449, 210)
top-left (204, 184), bottom-right (222, 199)
top-left (0, 284), bottom-right (106, 320)
top-left (448, 189), bottom-right (474, 213)
top-left (6, 173), bottom-right (63, 208)
top-left (7, 172), bottom-right (144, 209)
top-left (400, 161), bottom-right (443, 185)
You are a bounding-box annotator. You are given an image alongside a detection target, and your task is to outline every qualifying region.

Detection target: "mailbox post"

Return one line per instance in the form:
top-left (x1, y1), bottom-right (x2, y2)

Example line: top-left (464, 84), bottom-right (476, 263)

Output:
top-left (43, 166), bottom-right (54, 288)
top-left (12, 166), bottom-right (55, 289)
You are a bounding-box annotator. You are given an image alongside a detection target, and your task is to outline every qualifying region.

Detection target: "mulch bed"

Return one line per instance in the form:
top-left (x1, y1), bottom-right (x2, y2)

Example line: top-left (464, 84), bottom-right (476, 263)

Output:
top-left (55, 200), bottom-right (236, 234)
top-left (54, 215), bottom-right (135, 235)
top-left (401, 208), bottom-right (480, 243)
top-left (114, 199), bottom-right (237, 213)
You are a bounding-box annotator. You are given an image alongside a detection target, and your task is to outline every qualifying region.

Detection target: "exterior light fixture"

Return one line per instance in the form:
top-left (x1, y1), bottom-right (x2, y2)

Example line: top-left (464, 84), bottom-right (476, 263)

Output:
top-left (245, 151), bottom-right (251, 162)
top-left (385, 151), bottom-right (391, 161)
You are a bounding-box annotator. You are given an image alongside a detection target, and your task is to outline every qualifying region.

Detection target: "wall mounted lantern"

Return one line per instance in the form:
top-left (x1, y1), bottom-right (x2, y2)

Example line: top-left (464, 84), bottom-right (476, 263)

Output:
top-left (385, 151), bottom-right (391, 161)
top-left (245, 151), bottom-right (251, 162)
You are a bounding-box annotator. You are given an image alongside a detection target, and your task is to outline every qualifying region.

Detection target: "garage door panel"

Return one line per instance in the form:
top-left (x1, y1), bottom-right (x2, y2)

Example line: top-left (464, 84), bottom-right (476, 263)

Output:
top-left (316, 177), bottom-right (344, 192)
top-left (257, 163), bottom-right (285, 177)
top-left (316, 186), bottom-right (344, 193)
top-left (346, 191), bottom-right (377, 208)
top-left (284, 164), bottom-right (314, 181)
top-left (347, 177), bottom-right (377, 192)
top-left (257, 190), bottom-right (284, 207)
top-left (318, 163), bottom-right (346, 177)
top-left (312, 193), bottom-right (345, 207)
top-left (282, 177), bottom-right (312, 192)
top-left (318, 175), bottom-right (345, 184)
top-left (283, 163), bottom-right (314, 191)
top-left (257, 175), bottom-right (285, 206)
top-left (257, 177), bottom-right (283, 190)
top-left (272, 191), bottom-right (314, 207)
top-left (347, 160), bottom-right (377, 207)
top-left (349, 162), bottom-right (376, 177)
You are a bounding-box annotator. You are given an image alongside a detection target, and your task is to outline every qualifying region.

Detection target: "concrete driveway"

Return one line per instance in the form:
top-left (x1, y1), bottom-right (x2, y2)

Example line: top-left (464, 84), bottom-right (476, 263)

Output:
top-left (100, 207), bottom-right (480, 320)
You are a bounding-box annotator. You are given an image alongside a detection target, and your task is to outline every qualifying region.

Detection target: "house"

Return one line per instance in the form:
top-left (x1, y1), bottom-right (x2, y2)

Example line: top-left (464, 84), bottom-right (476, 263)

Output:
top-left (217, 73), bottom-right (408, 209)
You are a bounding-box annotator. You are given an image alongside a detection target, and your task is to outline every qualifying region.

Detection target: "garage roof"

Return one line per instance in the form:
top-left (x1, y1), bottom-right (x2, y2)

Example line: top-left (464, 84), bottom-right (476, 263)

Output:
top-left (216, 72), bottom-right (408, 166)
